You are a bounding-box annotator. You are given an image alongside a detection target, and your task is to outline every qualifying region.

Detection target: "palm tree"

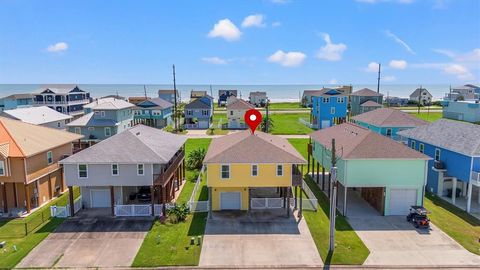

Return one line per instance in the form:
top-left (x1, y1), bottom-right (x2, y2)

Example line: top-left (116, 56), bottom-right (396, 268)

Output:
top-left (186, 148), bottom-right (206, 170)
top-left (260, 117), bottom-right (274, 133)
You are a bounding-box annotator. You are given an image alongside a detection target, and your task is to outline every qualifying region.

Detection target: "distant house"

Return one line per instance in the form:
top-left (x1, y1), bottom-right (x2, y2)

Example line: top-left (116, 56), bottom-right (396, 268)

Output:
top-left (249, 91), bottom-right (268, 107)
top-left (309, 123), bottom-right (430, 216)
top-left (385, 96), bottom-right (409, 107)
top-left (351, 108), bottom-right (428, 141)
top-left (301, 90), bottom-right (319, 107)
top-left (2, 106), bottom-right (73, 130)
top-left (218, 90), bottom-right (238, 107)
top-left (33, 86), bottom-right (91, 117)
top-left (128, 96), bottom-right (149, 105)
top-left (442, 100), bottom-right (480, 123)
top-left (398, 119), bottom-right (480, 215)
top-left (60, 125), bottom-right (186, 216)
top-left (0, 117), bottom-right (82, 216)
top-left (226, 97), bottom-right (255, 129)
top-left (101, 94), bottom-right (126, 101)
top-left (409, 88), bottom-right (432, 105)
top-left (311, 88), bottom-right (348, 129)
top-left (133, 97), bottom-right (173, 129)
top-left (184, 96), bottom-right (213, 129)
top-left (67, 98), bottom-right (134, 145)
top-left (190, 90), bottom-right (208, 101)
top-left (444, 84), bottom-right (480, 101)
top-left (0, 93), bottom-right (34, 111)
top-left (349, 88), bottom-right (383, 116)
top-left (158, 89), bottom-right (179, 104)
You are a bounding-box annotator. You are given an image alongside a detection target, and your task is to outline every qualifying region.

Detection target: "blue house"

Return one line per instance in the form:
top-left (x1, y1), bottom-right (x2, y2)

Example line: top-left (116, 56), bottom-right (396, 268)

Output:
top-left (218, 90), bottom-right (237, 107)
top-left (385, 96), bottom-right (409, 107)
top-left (184, 96), bottom-right (213, 129)
top-left (133, 97), bottom-right (173, 128)
top-left (311, 88), bottom-right (348, 129)
top-left (351, 108), bottom-right (428, 141)
top-left (34, 86), bottom-right (91, 116)
top-left (0, 93), bottom-right (34, 111)
top-left (349, 88), bottom-right (383, 116)
top-left (398, 119), bottom-right (480, 216)
top-left (67, 98), bottom-right (134, 146)
top-left (441, 100), bottom-right (480, 123)
top-left (158, 89), bottom-right (179, 104)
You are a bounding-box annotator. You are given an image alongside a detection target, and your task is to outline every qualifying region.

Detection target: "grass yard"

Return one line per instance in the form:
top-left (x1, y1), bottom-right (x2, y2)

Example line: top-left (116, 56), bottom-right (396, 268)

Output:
top-left (424, 193), bottom-right (480, 255)
top-left (409, 112), bottom-right (443, 122)
top-left (270, 113), bottom-right (313, 135)
top-left (268, 102), bottom-right (307, 111)
top-left (132, 138), bottom-right (211, 267)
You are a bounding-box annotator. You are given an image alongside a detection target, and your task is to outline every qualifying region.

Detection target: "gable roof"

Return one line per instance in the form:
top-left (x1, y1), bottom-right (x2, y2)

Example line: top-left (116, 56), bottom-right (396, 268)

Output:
top-left (204, 130), bottom-right (306, 164)
top-left (84, 98), bottom-right (134, 110)
top-left (60, 125), bottom-right (186, 164)
top-left (360, 100), bottom-right (383, 107)
top-left (191, 90), bottom-right (207, 97)
top-left (350, 88), bottom-right (383, 97)
top-left (249, 91), bottom-right (267, 96)
top-left (66, 112), bottom-right (117, 127)
top-left (410, 88), bottom-right (432, 97)
top-left (218, 90), bottom-right (238, 97)
top-left (309, 88), bottom-right (346, 97)
top-left (310, 122), bottom-right (430, 160)
top-left (303, 90), bottom-right (320, 97)
top-left (0, 117), bottom-right (83, 158)
top-left (185, 97), bottom-right (212, 109)
top-left (137, 97), bottom-right (173, 109)
top-left (35, 85), bottom-right (85, 94)
top-left (352, 108), bottom-right (428, 128)
top-left (227, 97), bottom-right (255, 110)
top-left (158, 89), bottom-right (177, 95)
top-left (397, 119), bottom-right (480, 156)
top-left (1, 93), bottom-right (33, 100)
top-left (2, 106), bottom-right (72, 125)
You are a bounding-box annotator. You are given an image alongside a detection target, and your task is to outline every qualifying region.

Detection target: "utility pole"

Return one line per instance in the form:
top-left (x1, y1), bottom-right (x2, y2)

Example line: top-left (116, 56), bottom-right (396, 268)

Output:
top-left (143, 85), bottom-right (147, 99)
top-left (173, 65), bottom-right (178, 132)
top-left (265, 99), bottom-right (270, 133)
top-left (376, 63), bottom-right (381, 93)
top-left (329, 138), bottom-right (338, 253)
top-left (417, 86), bottom-right (422, 114)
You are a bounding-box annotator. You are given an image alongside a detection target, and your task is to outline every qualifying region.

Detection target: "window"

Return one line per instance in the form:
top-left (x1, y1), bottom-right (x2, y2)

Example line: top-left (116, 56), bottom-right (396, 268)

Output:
top-left (330, 107), bottom-right (335, 114)
top-left (337, 97), bottom-right (344, 103)
top-left (435, 148), bottom-right (441, 161)
top-left (230, 111), bottom-right (233, 116)
top-left (57, 122), bottom-right (61, 128)
top-left (78, 164), bottom-right (88, 178)
top-left (186, 110), bottom-right (192, 116)
top-left (251, 164), bottom-right (258, 176)
top-left (100, 111), bottom-right (105, 117)
top-left (74, 127), bottom-right (81, 134)
top-left (221, 165), bottom-right (230, 179)
top-left (47, 151), bottom-right (53, 164)
top-left (323, 97), bottom-right (330, 103)
top-left (137, 164), bottom-right (144, 175)
top-left (112, 164), bottom-right (119, 176)
top-left (0, 161), bottom-right (5, 176)
top-left (386, 128), bottom-right (392, 137)
top-left (105, 127), bottom-right (111, 137)
top-left (410, 140), bottom-right (416, 149)
top-left (419, 143), bottom-right (425, 153)
top-left (88, 127), bottom-right (95, 131)
top-left (202, 110), bottom-right (209, 116)
top-left (276, 164), bottom-right (283, 176)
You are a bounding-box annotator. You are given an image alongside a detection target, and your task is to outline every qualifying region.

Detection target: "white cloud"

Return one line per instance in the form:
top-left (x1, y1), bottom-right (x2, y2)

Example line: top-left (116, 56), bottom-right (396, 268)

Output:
top-left (201, 57), bottom-right (228, 65)
top-left (384, 30), bottom-right (415, 54)
top-left (383, 75), bottom-right (397, 82)
top-left (434, 48), bottom-right (480, 62)
top-left (46, 42), bottom-right (68, 52)
top-left (242, 14), bottom-right (266, 28)
top-left (365, 62), bottom-right (380, 72)
top-left (270, 0), bottom-right (290, 4)
top-left (443, 64), bottom-right (473, 80)
top-left (267, 50), bottom-right (306, 67)
top-left (328, 78), bottom-right (338, 84)
top-left (433, 48), bottom-right (456, 58)
top-left (389, 59), bottom-right (407, 69)
top-left (207, 19), bottom-right (242, 41)
top-left (272, 21), bottom-right (282, 27)
top-left (316, 33), bottom-right (347, 61)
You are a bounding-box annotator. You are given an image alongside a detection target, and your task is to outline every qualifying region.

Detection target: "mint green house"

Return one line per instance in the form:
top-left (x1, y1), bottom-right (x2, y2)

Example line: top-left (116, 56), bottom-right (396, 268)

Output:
top-left (132, 97), bottom-right (173, 129)
top-left (308, 122), bottom-right (430, 216)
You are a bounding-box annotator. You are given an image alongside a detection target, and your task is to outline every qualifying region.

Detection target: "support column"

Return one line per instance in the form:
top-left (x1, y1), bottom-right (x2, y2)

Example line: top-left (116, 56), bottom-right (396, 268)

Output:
top-left (311, 158), bottom-right (315, 176)
top-left (48, 175), bottom-right (53, 200)
top-left (110, 186), bottom-right (115, 216)
top-left (307, 152), bottom-right (310, 173)
top-left (316, 162), bottom-right (320, 184)
top-left (298, 187), bottom-right (303, 219)
top-left (294, 186), bottom-right (298, 209)
top-left (162, 185), bottom-right (167, 216)
top-left (208, 187), bottom-right (212, 219)
top-left (328, 173), bottom-right (331, 198)
top-left (25, 183), bottom-right (31, 213)
top-left (13, 183), bottom-right (17, 207)
top-left (286, 187), bottom-right (290, 218)
top-left (1, 183), bottom-right (8, 213)
top-left (343, 185), bottom-right (347, 216)
top-left (68, 186), bottom-right (74, 217)
top-left (322, 167), bottom-right (325, 191)
top-left (466, 182), bottom-right (472, 213)
top-left (437, 172), bottom-right (444, 196)
top-left (150, 185), bottom-right (155, 216)
top-left (451, 178), bottom-right (457, 205)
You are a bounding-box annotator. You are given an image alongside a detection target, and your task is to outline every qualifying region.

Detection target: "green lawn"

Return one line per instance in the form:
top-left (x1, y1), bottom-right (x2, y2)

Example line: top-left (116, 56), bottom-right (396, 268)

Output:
top-left (269, 113), bottom-right (313, 135)
top-left (132, 138), bottom-right (211, 267)
top-left (424, 193), bottom-right (480, 255)
top-left (269, 102), bottom-right (307, 111)
top-left (288, 139), bottom-right (370, 265)
top-left (409, 112), bottom-right (443, 122)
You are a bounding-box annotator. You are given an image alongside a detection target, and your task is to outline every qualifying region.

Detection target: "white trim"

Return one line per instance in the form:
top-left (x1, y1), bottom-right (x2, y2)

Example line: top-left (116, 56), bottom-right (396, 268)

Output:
top-left (78, 164), bottom-right (88, 179)
top-left (220, 164), bottom-right (230, 179)
top-left (276, 164), bottom-right (283, 176)
top-left (137, 164), bottom-right (145, 176)
top-left (251, 164), bottom-right (258, 177)
top-left (111, 164), bottom-right (119, 176)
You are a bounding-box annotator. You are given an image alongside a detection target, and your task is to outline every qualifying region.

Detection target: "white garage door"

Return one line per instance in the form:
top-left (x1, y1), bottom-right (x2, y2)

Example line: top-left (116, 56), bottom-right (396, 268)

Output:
top-left (321, 120), bottom-right (331, 129)
top-left (220, 192), bottom-right (241, 210)
top-left (90, 189), bottom-right (111, 208)
top-left (198, 120), bottom-right (209, 129)
top-left (389, 189), bottom-right (417, 215)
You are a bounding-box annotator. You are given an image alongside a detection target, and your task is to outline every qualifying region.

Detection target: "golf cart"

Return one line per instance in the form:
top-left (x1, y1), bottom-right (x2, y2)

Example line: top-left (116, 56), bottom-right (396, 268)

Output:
top-left (406, 206), bottom-right (430, 229)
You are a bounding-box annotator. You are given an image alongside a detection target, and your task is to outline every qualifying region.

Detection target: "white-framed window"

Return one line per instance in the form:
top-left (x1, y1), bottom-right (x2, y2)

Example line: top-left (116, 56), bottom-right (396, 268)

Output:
top-left (202, 110), bottom-right (209, 116)
top-left (0, 160), bottom-right (5, 176)
top-left (337, 97), bottom-right (344, 103)
top-left (78, 164), bottom-right (88, 178)
top-left (186, 110), bottom-right (193, 116)
top-left (111, 164), bottom-right (119, 176)
top-left (137, 164), bottom-right (144, 175)
top-left (410, 140), bottom-right (416, 149)
top-left (100, 111), bottom-right (105, 117)
top-left (251, 164), bottom-right (258, 177)
top-left (323, 97), bottom-right (329, 103)
top-left (105, 127), bottom-right (111, 137)
top-left (74, 127), bottom-right (81, 134)
top-left (221, 164), bottom-right (230, 179)
top-left (57, 122), bottom-right (61, 128)
top-left (386, 128), bottom-right (392, 137)
top-left (276, 164), bottom-right (283, 176)
top-left (47, 151), bottom-right (53, 164)
top-left (330, 107), bottom-right (335, 114)
top-left (419, 143), bottom-right (425, 153)
top-left (435, 148), bottom-right (441, 161)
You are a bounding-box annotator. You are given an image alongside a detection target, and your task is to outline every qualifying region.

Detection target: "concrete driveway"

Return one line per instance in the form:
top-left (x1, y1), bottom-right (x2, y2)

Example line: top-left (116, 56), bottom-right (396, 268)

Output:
top-left (17, 213), bottom-right (152, 268)
top-left (199, 210), bottom-right (323, 268)
top-left (345, 190), bottom-right (480, 266)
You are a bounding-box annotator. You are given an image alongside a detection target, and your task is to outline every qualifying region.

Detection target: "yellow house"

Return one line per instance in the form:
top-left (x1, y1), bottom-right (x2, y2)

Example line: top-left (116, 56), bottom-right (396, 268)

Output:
top-left (203, 130), bottom-right (306, 211)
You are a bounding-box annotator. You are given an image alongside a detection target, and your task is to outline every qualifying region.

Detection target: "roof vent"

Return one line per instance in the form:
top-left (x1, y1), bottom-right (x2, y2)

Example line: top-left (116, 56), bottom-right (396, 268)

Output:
top-left (136, 132), bottom-right (141, 136)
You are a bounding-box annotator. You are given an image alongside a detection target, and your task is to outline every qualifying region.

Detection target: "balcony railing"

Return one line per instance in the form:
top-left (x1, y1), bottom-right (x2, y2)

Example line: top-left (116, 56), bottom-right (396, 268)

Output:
top-left (34, 99), bottom-right (90, 106)
top-left (153, 150), bottom-right (185, 186)
top-left (471, 171), bottom-right (480, 185)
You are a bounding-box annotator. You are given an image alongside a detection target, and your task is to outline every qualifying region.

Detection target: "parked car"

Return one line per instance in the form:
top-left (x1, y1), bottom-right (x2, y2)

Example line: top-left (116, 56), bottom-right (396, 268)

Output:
top-left (137, 186), bottom-right (152, 202)
top-left (406, 206), bottom-right (430, 229)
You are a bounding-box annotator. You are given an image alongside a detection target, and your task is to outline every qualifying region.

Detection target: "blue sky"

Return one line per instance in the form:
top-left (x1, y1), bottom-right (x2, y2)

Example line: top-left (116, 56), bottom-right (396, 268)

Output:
top-left (0, 0), bottom-right (479, 84)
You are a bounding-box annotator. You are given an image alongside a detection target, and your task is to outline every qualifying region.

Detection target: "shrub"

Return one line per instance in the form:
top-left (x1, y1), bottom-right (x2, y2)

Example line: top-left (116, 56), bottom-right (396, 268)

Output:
top-left (167, 203), bottom-right (190, 223)
top-left (186, 148), bottom-right (206, 170)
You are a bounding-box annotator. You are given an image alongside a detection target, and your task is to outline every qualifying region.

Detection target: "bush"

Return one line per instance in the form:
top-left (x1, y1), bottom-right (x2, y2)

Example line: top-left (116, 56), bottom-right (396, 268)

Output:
top-left (167, 203), bottom-right (190, 223)
top-left (186, 148), bottom-right (206, 170)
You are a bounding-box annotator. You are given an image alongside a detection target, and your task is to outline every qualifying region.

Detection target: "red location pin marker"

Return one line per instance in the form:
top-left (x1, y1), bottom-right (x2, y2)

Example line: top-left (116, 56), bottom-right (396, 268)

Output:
top-left (244, 109), bottom-right (262, 134)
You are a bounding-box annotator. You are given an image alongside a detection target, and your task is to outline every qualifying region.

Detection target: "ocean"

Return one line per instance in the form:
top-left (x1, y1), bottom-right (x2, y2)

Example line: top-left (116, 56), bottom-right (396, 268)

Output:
top-left (0, 84), bottom-right (458, 102)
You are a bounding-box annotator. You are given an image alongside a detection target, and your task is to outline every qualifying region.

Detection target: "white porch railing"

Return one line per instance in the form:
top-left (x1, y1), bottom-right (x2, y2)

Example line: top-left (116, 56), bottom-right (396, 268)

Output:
top-left (188, 166), bottom-right (209, 213)
top-left (471, 171), bottom-right (480, 186)
top-left (251, 198), bottom-right (284, 209)
top-left (188, 201), bottom-right (209, 212)
top-left (114, 204), bottom-right (168, 217)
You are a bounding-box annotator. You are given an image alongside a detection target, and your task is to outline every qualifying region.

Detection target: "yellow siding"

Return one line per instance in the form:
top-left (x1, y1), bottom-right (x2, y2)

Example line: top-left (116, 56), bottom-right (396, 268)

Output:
top-left (207, 163), bottom-right (292, 188)
top-left (211, 187), bottom-right (249, 211)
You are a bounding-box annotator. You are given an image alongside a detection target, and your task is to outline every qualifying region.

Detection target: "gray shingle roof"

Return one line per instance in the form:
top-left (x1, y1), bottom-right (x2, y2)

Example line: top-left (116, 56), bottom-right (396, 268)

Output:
top-left (84, 98), bottom-right (134, 110)
top-left (2, 106), bottom-right (72, 125)
top-left (60, 125), bottom-right (187, 164)
top-left (137, 97), bottom-right (173, 109)
top-left (66, 113), bottom-right (117, 127)
top-left (350, 88), bottom-right (383, 97)
top-left (185, 97), bottom-right (211, 109)
top-left (352, 108), bottom-right (428, 127)
top-left (409, 88), bottom-right (432, 98)
top-left (397, 119), bottom-right (480, 156)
